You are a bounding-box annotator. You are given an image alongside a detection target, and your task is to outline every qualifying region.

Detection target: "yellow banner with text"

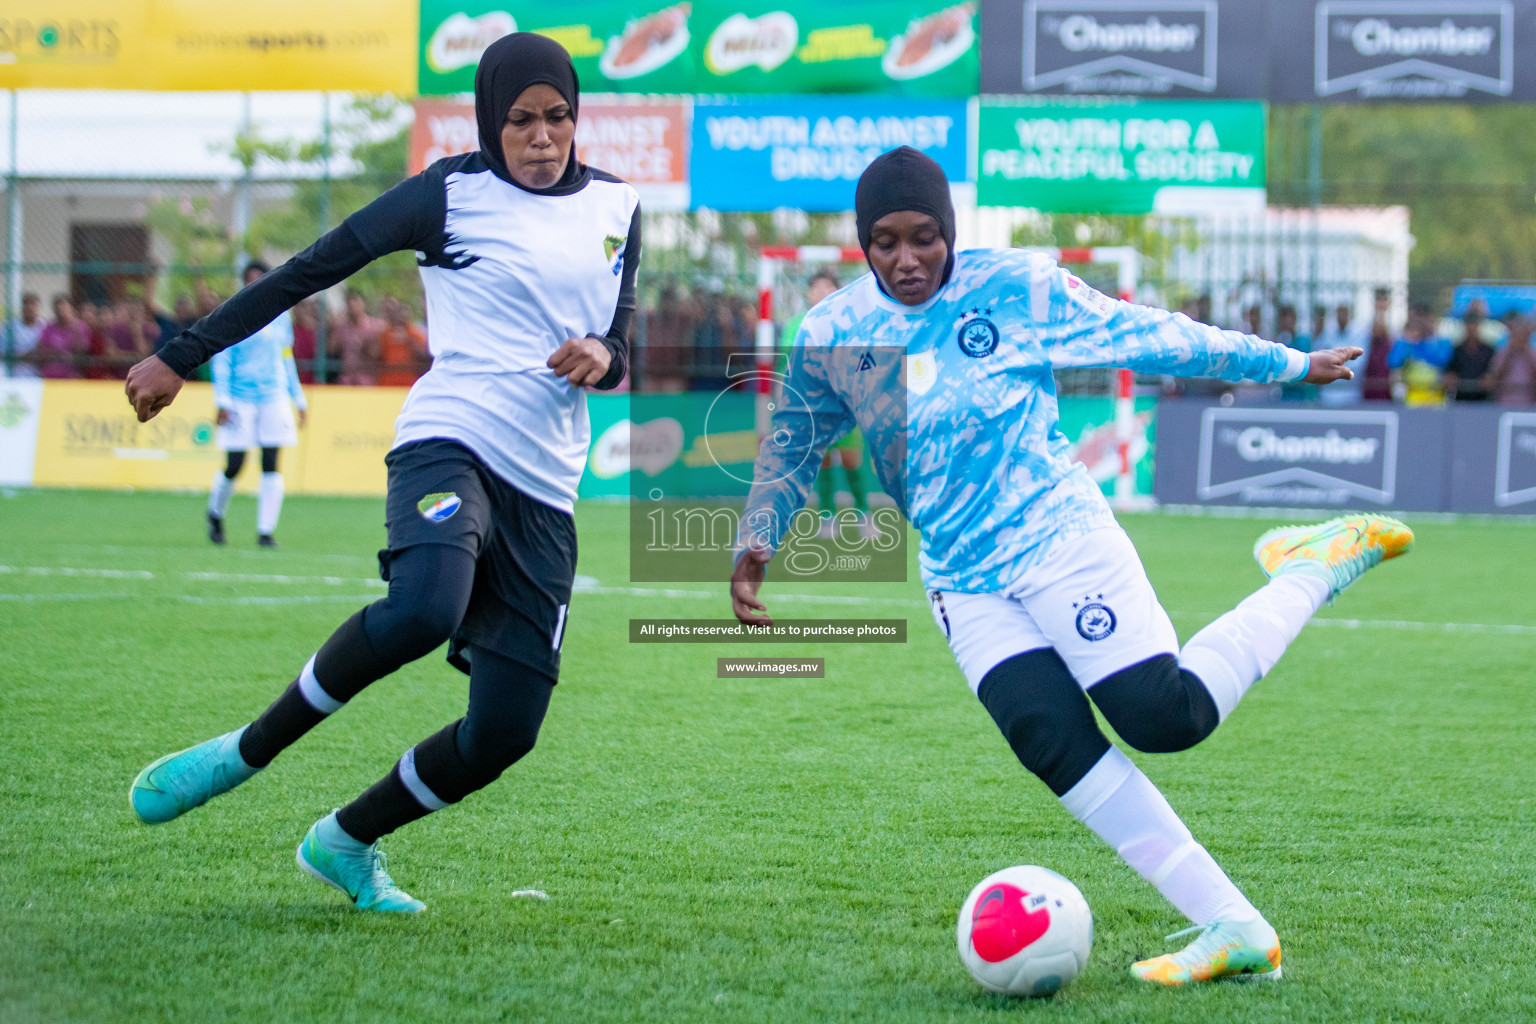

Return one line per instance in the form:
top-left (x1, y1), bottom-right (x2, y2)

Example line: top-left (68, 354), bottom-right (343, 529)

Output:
top-left (30, 381), bottom-right (405, 496)
top-left (0, 1), bottom-right (416, 92)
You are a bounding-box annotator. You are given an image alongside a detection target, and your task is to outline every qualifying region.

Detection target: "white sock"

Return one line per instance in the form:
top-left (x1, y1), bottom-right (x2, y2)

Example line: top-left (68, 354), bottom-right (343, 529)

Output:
top-left (1178, 574), bottom-right (1330, 721)
top-left (317, 809), bottom-right (370, 851)
top-left (257, 472), bottom-right (284, 536)
top-left (1061, 748), bottom-right (1261, 926)
top-left (209, 472), bottom-right (235, 519)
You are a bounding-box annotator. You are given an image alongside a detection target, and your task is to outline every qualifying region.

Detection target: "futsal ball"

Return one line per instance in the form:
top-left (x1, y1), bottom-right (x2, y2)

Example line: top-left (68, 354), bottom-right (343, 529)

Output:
top-left (956, 865), bottom-right (1093, 997)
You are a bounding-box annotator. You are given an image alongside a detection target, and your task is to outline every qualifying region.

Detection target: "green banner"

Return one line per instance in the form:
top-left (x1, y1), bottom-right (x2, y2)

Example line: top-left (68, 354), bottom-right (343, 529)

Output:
top-left (419, 1), bottom-right (978, 97)
top-left (419, 0), bottom-right (698, 96)
top-left (695, 0), bottom-right (978, 95)
top-left (977, 99), bottom-right (1267, 214)
top-left (579, 393), bottom-right (1154, 500)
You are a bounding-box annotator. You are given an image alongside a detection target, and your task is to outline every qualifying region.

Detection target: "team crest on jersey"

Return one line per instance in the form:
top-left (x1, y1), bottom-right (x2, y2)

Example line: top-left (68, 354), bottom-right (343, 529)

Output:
top-left (1073, 595), bottom-right (1116, 642)
top-left (603, 234), bottom-right (627, 275)
top-left (417, 492), bottom-right (462, 523)
top-left (956, 307), bottom-right (999, 358)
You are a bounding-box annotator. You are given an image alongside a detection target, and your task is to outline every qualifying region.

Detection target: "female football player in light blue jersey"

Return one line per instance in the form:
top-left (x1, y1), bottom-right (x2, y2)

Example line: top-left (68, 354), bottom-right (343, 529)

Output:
top-left (731, 147), bottom-right (1413, 986)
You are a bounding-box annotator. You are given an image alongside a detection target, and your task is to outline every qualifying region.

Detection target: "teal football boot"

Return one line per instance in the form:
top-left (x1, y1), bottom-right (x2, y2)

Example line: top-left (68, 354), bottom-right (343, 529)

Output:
top-left (130, 726), bottom-right (259, 824)
top-left (296, 812), bottom-right (425, 914)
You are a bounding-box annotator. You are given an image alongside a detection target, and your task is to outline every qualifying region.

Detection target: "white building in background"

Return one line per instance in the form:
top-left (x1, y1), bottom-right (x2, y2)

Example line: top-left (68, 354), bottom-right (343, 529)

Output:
top-left (1166, 205), bottom-right (1413, 331)
top-left (0, 90), bottom-right (399, 309)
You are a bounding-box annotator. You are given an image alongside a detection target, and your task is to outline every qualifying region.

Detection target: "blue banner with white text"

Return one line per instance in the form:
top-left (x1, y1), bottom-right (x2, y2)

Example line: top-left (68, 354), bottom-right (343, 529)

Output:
top-left (689, 95), bottom-right (969, 211)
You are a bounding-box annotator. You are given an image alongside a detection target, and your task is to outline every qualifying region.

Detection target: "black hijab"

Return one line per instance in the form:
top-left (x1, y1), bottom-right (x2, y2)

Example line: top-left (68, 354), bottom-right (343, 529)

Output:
top-left (854, 146), bottom-right (957, 292)
top-left (475, 32), bottom-right (585, 192)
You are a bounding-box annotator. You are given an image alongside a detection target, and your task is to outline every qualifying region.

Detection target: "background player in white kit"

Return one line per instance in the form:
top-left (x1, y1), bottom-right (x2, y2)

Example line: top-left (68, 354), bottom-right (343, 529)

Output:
top-left (206, 260), bottom-right (307, 548)
top-left (731, 148), bottom-right (1414, 986)
top-left (121, 34), bottom-right (640, 914)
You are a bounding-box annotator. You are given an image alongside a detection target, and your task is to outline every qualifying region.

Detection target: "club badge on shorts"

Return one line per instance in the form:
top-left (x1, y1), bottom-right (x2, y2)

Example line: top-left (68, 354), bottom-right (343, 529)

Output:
top-left (1073, 595), bottom-right (1116, 642)
top-left (418, 492), bottom-right (462, 523)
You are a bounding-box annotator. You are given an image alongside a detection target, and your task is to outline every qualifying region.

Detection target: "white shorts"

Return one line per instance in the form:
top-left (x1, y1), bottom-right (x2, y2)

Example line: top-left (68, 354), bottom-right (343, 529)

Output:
top-left (928, 528), bottom-right (1178, 694)
top-left (216, 399), bottom-right (297, 451)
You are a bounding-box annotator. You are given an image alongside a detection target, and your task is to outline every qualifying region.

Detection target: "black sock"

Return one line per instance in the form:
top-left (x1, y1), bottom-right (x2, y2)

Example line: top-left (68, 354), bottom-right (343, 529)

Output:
top-left (239, 679), bottom-right (325, 769)
top-left (336, 765), bottom-right (436, 845)
top-left (237, 611), bottom-right (392, 770)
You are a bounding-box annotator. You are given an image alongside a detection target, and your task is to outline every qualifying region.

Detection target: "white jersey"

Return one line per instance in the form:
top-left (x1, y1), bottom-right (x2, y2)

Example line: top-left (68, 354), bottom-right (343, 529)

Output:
top-left (158, 151), bottom-right (641, 512)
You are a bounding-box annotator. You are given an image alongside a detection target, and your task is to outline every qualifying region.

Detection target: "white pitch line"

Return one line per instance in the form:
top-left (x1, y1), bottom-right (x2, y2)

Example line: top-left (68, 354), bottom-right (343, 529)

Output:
top-left (175, 594), bottom-right (382, 606)
top-left (0, 565), bottom-right (154, 579)
top-left (184, 571), bottom-right (386, 587)
top-left (1304, 617), bottom-right (1536, 637)
top-left (0, 592), bottom-right (133, 602)
top-left (1168, 609), bottom-right (1536, 637)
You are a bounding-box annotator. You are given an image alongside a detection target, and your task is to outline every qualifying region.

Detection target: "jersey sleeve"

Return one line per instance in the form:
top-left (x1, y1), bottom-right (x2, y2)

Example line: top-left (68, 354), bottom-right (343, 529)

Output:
top-left (157, 172), bottom-right (446, 378)
top-left (590, 202), bottom-right (641, 391)
top-left (210, 347), bottom-right (234, 408)
top-left (1021, 255), bottom-right (1308, 383)
top-left (277, 314), bottom-right (306, 410)
top-left (733, 328), bottom-right (854, 566)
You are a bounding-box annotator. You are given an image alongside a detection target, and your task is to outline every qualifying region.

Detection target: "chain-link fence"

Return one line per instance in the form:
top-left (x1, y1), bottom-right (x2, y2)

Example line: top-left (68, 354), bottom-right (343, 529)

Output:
top-left (3, 91), bottom-right (1530, 397)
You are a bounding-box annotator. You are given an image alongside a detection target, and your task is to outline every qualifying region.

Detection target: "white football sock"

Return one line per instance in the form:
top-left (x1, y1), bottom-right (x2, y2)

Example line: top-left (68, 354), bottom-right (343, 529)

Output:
top-left (257, 472), bottom-right (285, 536)
top-left (208, 472), bottom-right (235, 519)
top-left (317, 809), bottom-right (370, 851)
top-left (1178, 574), bottom-right (1330, 721)
top-left (1061, 748), bottom-right (1261, 926)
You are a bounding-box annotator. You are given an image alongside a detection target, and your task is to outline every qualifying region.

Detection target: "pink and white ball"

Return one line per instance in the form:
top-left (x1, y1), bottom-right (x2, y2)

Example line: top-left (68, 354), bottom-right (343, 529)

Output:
top-left (956, 865), bottom-right (1093, 997)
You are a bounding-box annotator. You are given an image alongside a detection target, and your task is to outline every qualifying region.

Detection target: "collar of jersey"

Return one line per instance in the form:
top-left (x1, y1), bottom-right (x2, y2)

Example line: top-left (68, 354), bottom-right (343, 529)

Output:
top-left (867, 272), bottom-right (953, 317)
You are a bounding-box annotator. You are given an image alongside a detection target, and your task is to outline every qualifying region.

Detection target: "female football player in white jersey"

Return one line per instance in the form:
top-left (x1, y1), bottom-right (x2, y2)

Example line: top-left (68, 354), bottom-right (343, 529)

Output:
top-left (730, 147), bottom-right (1414, 985)
top-left (123, 34), bottom-right (641, 913)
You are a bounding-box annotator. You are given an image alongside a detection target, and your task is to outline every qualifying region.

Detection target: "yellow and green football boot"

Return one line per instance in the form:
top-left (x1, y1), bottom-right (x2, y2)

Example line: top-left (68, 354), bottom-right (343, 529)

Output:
top-left (1253, 514), bottom-right (1414, 601)
top-left (1131, 919), bottom-right (1283, 986)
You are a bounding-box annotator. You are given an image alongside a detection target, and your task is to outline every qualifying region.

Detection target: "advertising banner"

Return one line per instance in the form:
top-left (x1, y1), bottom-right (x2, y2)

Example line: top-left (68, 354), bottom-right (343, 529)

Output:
top-left (418, 0), bottom-right (696, 96)
top-left (1154, 401), bottom-right (1452, 511)
top-left (1271, 0), bottom-right (1536, 102)
top-left (25, 381), bottom-right (402, 497)
top-left (691, 96), bottom-right (967, 211)
top-left (1448, 409), bottom-right (1536, 512)
top-left (292, 386), bottom-right (407, 497)
top-left (409, 98), bottom-right (690, 209)
top-left (30, 381), bottom-right (228, 491)
top-left (693, 0), bottom-right (979, 95)
top-left (977, 98), bottom-right (1265, 214)
top-left (0, 1), bottom-right (416, 92)
top-left (981, 0), bottom-right (1271, 97)
top-left (983, 0), bottom-right (1536, 104)
top-left (0, 379), bottom-right (44, 487)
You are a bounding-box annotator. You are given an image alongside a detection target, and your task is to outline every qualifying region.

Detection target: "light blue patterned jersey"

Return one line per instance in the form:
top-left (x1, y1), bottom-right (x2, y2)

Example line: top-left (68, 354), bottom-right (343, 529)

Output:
top-left (210, 312), bottom-right (306, 409)
top-left (737, 248), bottom-right (1308, 593)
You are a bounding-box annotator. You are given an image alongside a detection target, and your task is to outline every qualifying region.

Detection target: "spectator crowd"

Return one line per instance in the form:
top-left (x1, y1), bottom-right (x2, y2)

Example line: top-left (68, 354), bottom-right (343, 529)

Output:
top-left (2, 286), bottom-right (432, 387)
top-left (1165, 289), bottom-right (1536, 407)
top-left (6, 276), bottom-right (1535, 408)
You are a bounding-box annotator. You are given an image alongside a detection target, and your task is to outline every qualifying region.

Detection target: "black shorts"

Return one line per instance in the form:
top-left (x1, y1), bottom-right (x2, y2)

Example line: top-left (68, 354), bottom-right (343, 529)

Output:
top-left (381, 439), bottom-right (576, 683)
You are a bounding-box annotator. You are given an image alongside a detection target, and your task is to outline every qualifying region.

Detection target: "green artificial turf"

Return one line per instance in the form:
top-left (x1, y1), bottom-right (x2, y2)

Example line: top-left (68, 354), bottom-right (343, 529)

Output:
top-left (2, 488), bottom-right (1533, 1023)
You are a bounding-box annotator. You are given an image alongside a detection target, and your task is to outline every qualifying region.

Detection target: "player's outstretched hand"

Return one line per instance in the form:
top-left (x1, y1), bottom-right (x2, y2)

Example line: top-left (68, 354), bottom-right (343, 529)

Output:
top-left (547, 336), bottom-right (612, 388)
top-left (125, 355), bottom-right (184, 423)
top-left (1304, 346), bottom-right (1365, 385)
top-left (731, 547), bottom-right (773, 626)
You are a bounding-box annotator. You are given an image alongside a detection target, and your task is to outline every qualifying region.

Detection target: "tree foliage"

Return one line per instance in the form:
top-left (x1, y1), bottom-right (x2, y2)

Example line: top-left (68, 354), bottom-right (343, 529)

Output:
top-left (1271, 104), bottom-right (1536, 301)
